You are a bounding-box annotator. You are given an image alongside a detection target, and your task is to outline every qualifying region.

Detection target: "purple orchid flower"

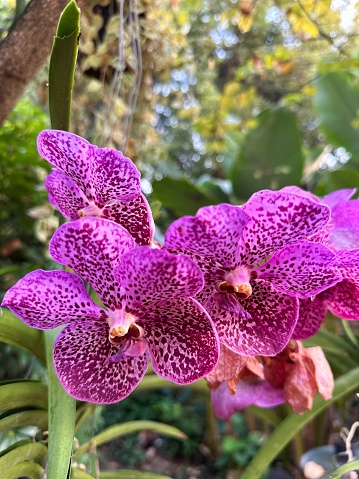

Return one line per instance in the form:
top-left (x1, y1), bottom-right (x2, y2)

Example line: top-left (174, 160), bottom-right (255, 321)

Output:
top-left (165, 191), bottom-right (341, 356)
top-left (38, 130), bottom-right (154, 246)
top-left (2, 217), bottom-right (219, 403)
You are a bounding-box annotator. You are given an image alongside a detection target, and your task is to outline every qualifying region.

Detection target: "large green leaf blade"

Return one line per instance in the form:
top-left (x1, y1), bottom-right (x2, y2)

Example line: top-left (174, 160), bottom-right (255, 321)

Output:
top-left (240, 367), bottom-right (359, 479)
top-left (326, 459), bottom-right (359, 479)
top-left (229, 107), bottom-right (304, 199)
top-left (2, 461), bottom-right (44, 479)
top-left (0, 309), bottom-right (46, 364)
top-left (0, 410), bottom-right (48, 432)
top-left (0, 442), bottom-right (47, 471)
top-left (75, 420), bottom-right (187, 457)
top-left (315, 72), bottom-right (359, 163)
top-left (0, 381), bottom-right (48, 413)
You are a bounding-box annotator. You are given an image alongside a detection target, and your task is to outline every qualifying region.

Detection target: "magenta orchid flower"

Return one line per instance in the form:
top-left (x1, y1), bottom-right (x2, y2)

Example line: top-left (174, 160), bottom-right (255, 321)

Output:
top-left (2, 217), bottom-right (219, 403)
top-left (38, 130), bottom-right (154, 246)
top-left (165, 191), bottom-right (341, 356)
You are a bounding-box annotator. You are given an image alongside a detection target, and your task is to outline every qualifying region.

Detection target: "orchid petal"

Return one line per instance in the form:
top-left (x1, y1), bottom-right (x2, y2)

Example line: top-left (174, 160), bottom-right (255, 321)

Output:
top-left (115, 247), bottom-right (204, 305)
top-left (143, 297), bottom-right (219, 384)
top-left (2, 270), bottom-right (105, 329)
top-left (256, 241), bottom-right (341, 298)
top-left (46, 170), bottom-right (87, 220)
top-left (165, 204), bottom-right (251, 268)
top-left (50, 217), bottom-right (135, 308)
top-left (240, 190), bottom-right (330, 266)
top-left (330, 200), bottom-right (359, 249)
top-left (37, 130), bottom-right (92, 195)
top-left (291, 297), bottom-right (328, 340)
top-left (89, 147), bottom-right (141, 204)
top-left (205, 280), bottom-right (298, 356)
top-left (323, 188), bottom-right (356, 209)
top-left (332, 249), bottom-right (359, 268)
top-left (325, 279), bottom-right (359, 320)
top-left (54, 320), bottom-right (149, 403)
top-left (103, 193), bottom-right (154, 246)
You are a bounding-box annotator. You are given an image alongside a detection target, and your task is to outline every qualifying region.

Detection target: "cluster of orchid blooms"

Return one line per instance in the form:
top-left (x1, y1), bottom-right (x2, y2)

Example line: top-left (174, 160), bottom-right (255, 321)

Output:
top-left (3, 130), bottom-right (359, 416)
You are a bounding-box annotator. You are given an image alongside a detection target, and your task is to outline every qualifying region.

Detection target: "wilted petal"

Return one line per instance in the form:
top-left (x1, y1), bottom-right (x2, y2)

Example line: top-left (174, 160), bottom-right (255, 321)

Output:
top-left (50, 217), bottom-right (135, 308)
top-left (211, 380), bottom-right (285, 419)
top-left (143, 297), bottom-right (219, 384)
top-left (284, 355), bottom-right (317, 413)
top-left (54, 320), bottom-right (149, 403)
top-left (89, 147), bottom-right (141, 204)
top-left (323, 188), bottom-right (356, 210)
top-left (240, 190), bottom-right (330, 266)
top-left (206, 344), bottom-right (249, 389)
top-left (256, 241), bottom-right (341, 298)
top-left (165, 204), bottom-right (251, 268)
top-left (305, 346), bottom-right (334, 401)
top-left (38, 130), bottom-right (92, 195)
top-left (2, 270), bottom-right (105, 329)
top-left (46, 170), bottom-right (87, 220)
top-left (103, 193), bottom-right (154, 246)
top-left (325, 279), bottom-right (359, 320)
top-left (115, 247), bottom-right (204, 305)
top-left (205, 280), bottom-right (298, 356)
top-left (291, 297), bottom-right (327, 340)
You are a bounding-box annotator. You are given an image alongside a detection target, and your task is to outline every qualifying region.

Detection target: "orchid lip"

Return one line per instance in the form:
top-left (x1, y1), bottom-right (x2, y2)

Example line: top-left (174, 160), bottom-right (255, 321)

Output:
top-left (78, 202), bottom-right (103, 218)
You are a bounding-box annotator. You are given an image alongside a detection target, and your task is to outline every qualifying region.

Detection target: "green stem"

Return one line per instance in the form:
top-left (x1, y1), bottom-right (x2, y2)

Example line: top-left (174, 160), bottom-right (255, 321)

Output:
top-left (45, 329), bottom-right (76, 479)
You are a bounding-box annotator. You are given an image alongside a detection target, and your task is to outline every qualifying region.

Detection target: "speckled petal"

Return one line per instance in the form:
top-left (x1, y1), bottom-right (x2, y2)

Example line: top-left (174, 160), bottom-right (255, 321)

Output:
top-left (211, 380), bottom-right (285, 419)
top-left (256, 241), bottom-right (341, 298)
top-left (165, 204), bottom-right (251, 268)
top-left (103, 193), bottom-right (154, 246)
top-left (325, 279), bottom-right (359, 320)
top-left (291, 297), bottom-right (328, 340)
top-left (322, 188), bottom-right (356, 209)
top-left (333, 249), bottom-right (359, 268)
top-left (89, 147), bottom-right (141, 205)
top-left (143, 297), bottom-right (219, 384)
top-left (205, 280), bottom-right (299, 356)
top-left (114, 247), bottom-right (204, 305)
top-left (54, 320), bottom-right (149, 403)
top-left (240, 190), bottom-right (330, 266)
top-left (37, 130), bottom-right (92, 195)
top-left (50, 217), bottom-right (135, 308)
top-left (2, 270), bottom-right (106, 329)
top-left (330, 200), bottom-right (359, 249)
top-left (46, 170), bottom-right (88, 220)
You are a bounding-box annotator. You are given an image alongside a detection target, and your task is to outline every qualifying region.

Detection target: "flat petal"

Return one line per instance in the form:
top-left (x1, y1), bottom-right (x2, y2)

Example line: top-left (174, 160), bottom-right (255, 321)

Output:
top-left (46, 170), bottom-right (87, 220)
top-left (211, 380), bottom-right (285, 419)
top-left (54, 320), bottom-right (149, 403)
top-left (103, 193), bottom-right (154, 246)
top-left (325, 279), bottom-right (359, 320)
top-left (205, 280), bottom-right (298, 356)
top-left (323, 188), bottom-right (356, 209)
top-left (256, 241), bottom-right (341, 298)
top-left (115, 247), bottom-right (204, 305)
top-left (240, 190), bottom-right (330, 266)
top-left (89, 147), bottom-right (141, 204)
top-left (37, 130), bottom-right (92, 195)
top-left (333, 249), bottom-right (359, 268)
top-left (143, 297), bottom-right (219, 384)
top-left (50, 217), bottom-right (135, 308)
top-left (331, 200), bottom-right (359, 249)
top-left (165, 204), bottom-right (251, 268)
top-left (2, 270), bottom-right (105, 329)
top-left (291, 297), bottom-right (327, 340)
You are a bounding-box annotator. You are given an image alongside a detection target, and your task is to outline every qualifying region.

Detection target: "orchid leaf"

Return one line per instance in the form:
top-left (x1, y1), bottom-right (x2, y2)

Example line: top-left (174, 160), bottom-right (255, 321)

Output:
top-left (0, 309), bottom-right (46, 364)
top-left (0, 442), bottom-right (47, 471)
top-left (74, 420), bottom-right (187, 457)
top-left (100, 471), bottom-right (174, 479)
top-left (240, 367), bottom-right (359, 479)
top-left (49, 0), bottom-right (80, 130)
top-left (0, 381), bottom-right (48, 412)
top-left (71, 469), bottom-right (96, 479)
top-left (2, 461), bottom-right (44, 479)
top-left (326, 459), bottom-right (359, 479)
top-left (0, 410), bottom-right (48, 432)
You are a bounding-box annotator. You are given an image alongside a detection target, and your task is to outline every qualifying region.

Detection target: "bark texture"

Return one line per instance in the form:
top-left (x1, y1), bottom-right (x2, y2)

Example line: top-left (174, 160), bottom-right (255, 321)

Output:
top-left (0, 0), bottom-right (87, 126)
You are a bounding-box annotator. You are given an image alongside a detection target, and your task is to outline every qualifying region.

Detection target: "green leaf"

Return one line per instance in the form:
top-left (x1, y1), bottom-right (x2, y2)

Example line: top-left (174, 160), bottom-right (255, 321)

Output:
top-left (0, 442), bottom-right (47, 471)
top-left (49, 0), bottom-right (80, 130)
top-left (0, 381), bottom-right (48, 413)
top-left (2, 461), bottom-right (44, 479)
top-left (239, 367), bottom-right (359, 479)
top-left (74, 420), bottom-right (187, 457)
top-left (152, 177), bottom-right (220, 217)
top-left (0, 410), bottom-right (48, 432)
top-left (229, 107), bottom-right (304, 199)
top-left (316, 169), bottom-right (359, 196)
top-left (45, 328), bottom-right (76, 479)
top-left (315, 72), bottom-right (359, 163)
top-left (0, 309), bottom-right (46, 364)
top-left (326, 459), bottom-right (359, 479)
top-left (71, 468), bottom-right (96, 479)
top-left (100, 471), bottom-right (174, 479)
